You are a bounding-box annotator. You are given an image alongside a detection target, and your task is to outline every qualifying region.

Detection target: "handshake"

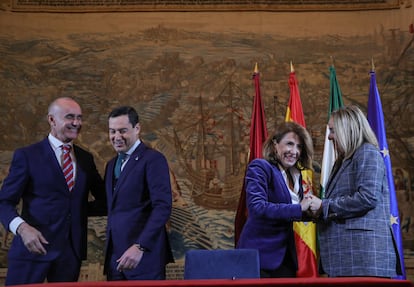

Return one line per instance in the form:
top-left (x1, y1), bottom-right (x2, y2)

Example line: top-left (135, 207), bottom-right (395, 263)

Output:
top-left (301, 194), bottom-right (323, 218)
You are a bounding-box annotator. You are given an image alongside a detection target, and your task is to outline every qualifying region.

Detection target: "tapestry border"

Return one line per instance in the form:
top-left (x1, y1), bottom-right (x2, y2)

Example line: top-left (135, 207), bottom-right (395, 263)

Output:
top-left (10, 0), bottom-right (401, 13)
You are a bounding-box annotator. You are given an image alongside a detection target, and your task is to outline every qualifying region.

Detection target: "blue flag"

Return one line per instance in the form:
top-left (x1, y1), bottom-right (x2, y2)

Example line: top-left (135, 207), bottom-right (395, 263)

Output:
top-left (367, 70), bottom-right (406, 279)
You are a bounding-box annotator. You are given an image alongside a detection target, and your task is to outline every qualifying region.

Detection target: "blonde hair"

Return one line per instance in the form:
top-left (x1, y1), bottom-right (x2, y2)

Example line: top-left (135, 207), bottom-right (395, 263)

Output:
top-left (263, 121), bottom-right (314, 170)
top-left (330, 105), bottom-right (379, 160)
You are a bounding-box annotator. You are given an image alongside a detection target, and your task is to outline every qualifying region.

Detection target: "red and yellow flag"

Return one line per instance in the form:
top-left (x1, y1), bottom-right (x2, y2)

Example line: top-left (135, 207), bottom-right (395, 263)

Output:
top-left (285, 62), bottom-right (318, 277)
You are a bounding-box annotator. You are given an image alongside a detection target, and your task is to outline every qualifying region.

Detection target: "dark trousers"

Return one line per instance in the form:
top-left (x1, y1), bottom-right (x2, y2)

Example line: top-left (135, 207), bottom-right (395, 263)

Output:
top-left (5, 244), bottom-right (80, 286)
top-left (107, 267), bottom-right (166, 281)
top-left (106, 245), bottom-right (166, 281)
top-left (260, 251), bottom-right (296, 278)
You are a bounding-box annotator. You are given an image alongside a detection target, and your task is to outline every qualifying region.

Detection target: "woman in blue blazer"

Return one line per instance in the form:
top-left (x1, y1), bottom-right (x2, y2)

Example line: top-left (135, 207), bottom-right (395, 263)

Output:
top-left (308, 105), bottom-right (401, 278)
top-left (237, 122), bottom-right (313, 278)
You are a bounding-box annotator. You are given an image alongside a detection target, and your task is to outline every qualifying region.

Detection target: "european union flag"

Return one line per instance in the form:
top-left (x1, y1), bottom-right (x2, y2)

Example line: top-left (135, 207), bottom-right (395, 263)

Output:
top-left (367, 69), bottom-right (406, 279)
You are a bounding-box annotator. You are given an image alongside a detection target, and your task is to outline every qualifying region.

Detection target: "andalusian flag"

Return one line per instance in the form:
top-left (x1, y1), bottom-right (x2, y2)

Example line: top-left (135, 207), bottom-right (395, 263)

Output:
top-left (320, 65), bottom-right (344, 199)
top-left (285, 62), bottom-right (318, 277)
top-left (234, 63), bottom-right (268, 246)
top-left (367, 66), bottom-right (406, 279)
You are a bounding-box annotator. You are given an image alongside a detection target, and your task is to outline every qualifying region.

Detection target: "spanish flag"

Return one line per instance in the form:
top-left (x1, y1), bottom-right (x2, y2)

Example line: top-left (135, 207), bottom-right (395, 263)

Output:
top-left (285, 62), bottom-right (318, 277)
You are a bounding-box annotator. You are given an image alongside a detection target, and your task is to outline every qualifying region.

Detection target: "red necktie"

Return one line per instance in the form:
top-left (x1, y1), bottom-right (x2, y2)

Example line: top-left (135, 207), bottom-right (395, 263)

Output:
top-left (62, 144), bottom-right (74, 191)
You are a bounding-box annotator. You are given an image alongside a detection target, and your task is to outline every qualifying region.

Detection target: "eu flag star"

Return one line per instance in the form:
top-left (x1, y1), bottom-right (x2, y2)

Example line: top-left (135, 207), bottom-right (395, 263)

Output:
top-left (380, 148), bottom-right (389, 158)
top-left (390, 214), bottom-right (399, 226)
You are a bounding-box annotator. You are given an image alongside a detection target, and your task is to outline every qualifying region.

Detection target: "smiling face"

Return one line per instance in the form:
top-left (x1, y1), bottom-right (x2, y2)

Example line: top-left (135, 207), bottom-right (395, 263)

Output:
top-left (328, 116), bottom-right (336, 142)
top-left (328, 116), bottom-right (343, 155)
top-left (108, 115), bottom-right (140, 153)
top-left (48, 98), bottom-right (82, 143)
top-left (274, 131), bottom-right (302, 169)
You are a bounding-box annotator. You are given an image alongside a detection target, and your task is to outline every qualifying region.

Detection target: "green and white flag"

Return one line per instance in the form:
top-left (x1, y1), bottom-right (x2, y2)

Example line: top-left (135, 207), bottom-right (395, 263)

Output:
top-left (319, 65), bottom-right (344, 198)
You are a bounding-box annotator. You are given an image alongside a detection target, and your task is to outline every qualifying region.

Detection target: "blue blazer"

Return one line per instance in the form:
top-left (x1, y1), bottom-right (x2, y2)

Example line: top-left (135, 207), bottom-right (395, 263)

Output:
top-left (319, 143), bottom-right (399, 277)
top-left (237, 159), bottom-right (303, 270)
top-left (104, 142), bottom-right (174, 277)
top-left (0, 138), bottom-right (106, 261)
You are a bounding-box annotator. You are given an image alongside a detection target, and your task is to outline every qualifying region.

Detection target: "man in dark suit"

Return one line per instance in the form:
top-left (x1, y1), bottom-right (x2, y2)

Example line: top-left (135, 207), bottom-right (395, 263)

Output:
top-left (104, 106), bottom-right (173, 281)
top-left (0, 97), bottom-right (106, 285)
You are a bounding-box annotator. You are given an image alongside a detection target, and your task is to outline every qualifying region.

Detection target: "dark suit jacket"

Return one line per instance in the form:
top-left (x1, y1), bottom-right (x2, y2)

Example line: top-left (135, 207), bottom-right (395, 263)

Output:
top-left (237, 158), bottom-right (303, 270)
top-left (104, 142), bottom-right (174, 277)
top-left (0, 138), bottom-right (106, 261)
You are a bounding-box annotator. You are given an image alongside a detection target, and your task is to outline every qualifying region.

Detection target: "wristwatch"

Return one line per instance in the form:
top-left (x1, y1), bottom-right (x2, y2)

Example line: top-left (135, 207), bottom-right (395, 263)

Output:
top-left (134, 244), bottom-right (146, 252)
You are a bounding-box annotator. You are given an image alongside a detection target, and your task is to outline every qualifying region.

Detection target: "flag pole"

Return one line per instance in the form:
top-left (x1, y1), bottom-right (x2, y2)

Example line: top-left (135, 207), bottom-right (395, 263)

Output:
top-left (286, 64), bottom-right (318, 277)
top-left (234, 62), bottom-right (268, 246)
top-left (367, 67), bottom-right (406, 279)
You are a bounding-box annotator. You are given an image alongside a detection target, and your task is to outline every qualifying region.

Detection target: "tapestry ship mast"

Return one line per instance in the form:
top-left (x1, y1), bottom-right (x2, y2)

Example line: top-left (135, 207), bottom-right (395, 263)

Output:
top-left (173, 80), bottom-right (250, 210)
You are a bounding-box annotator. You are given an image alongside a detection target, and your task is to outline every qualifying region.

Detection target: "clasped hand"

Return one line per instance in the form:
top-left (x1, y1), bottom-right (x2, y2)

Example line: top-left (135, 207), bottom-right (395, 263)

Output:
top-left (300, 194), bottom-right (322, 218)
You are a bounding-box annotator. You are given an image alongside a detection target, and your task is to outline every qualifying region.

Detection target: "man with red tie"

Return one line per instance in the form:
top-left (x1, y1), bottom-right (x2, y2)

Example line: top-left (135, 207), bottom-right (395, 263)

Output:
top-left (0, 97), bottom-right (106, 285)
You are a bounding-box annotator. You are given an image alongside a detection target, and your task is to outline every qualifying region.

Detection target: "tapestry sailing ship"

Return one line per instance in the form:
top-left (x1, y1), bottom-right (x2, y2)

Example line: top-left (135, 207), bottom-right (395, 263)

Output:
top-left (171, 80), bottom-right (251, 210)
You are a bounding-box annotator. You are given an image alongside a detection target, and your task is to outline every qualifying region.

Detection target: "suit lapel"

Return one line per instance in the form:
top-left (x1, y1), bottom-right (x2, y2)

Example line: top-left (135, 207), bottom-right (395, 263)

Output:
top-left (42, 138), bottom-right (61, 168)
top-left (42, 138), bottom-right (70, 194)
top-left (111, 143), bottom-right (146, 201)
top-left (325, 158), bottom-right (352, 198)
top-left (73, 145), bottom-right (87, 194)
top-left (272, 164), bottom-right (292, 203)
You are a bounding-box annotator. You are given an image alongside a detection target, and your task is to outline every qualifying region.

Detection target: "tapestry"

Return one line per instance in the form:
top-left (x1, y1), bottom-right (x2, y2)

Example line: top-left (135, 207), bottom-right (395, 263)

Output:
top-left (11, 0), bottom-right (401, 12)
top-left (1, 3), bottom-right (413, 283)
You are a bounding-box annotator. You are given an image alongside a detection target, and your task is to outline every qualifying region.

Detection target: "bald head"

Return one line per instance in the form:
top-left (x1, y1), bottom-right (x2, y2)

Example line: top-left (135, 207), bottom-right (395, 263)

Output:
top-left (48, 97), bottom-right (79, 115)
top-left (47, 97), bottom-right (82, 143)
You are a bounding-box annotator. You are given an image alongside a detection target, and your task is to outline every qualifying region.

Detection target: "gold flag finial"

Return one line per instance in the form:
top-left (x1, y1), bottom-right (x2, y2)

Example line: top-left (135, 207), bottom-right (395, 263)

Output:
top-left (371, 57), bottom-right (375, 72)
top-left (254, 62), bottom-right (259, 73)
top-left (290, 61), bottom-right (294, 73)
top-left (330, 56), bottom-right (335, 67)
